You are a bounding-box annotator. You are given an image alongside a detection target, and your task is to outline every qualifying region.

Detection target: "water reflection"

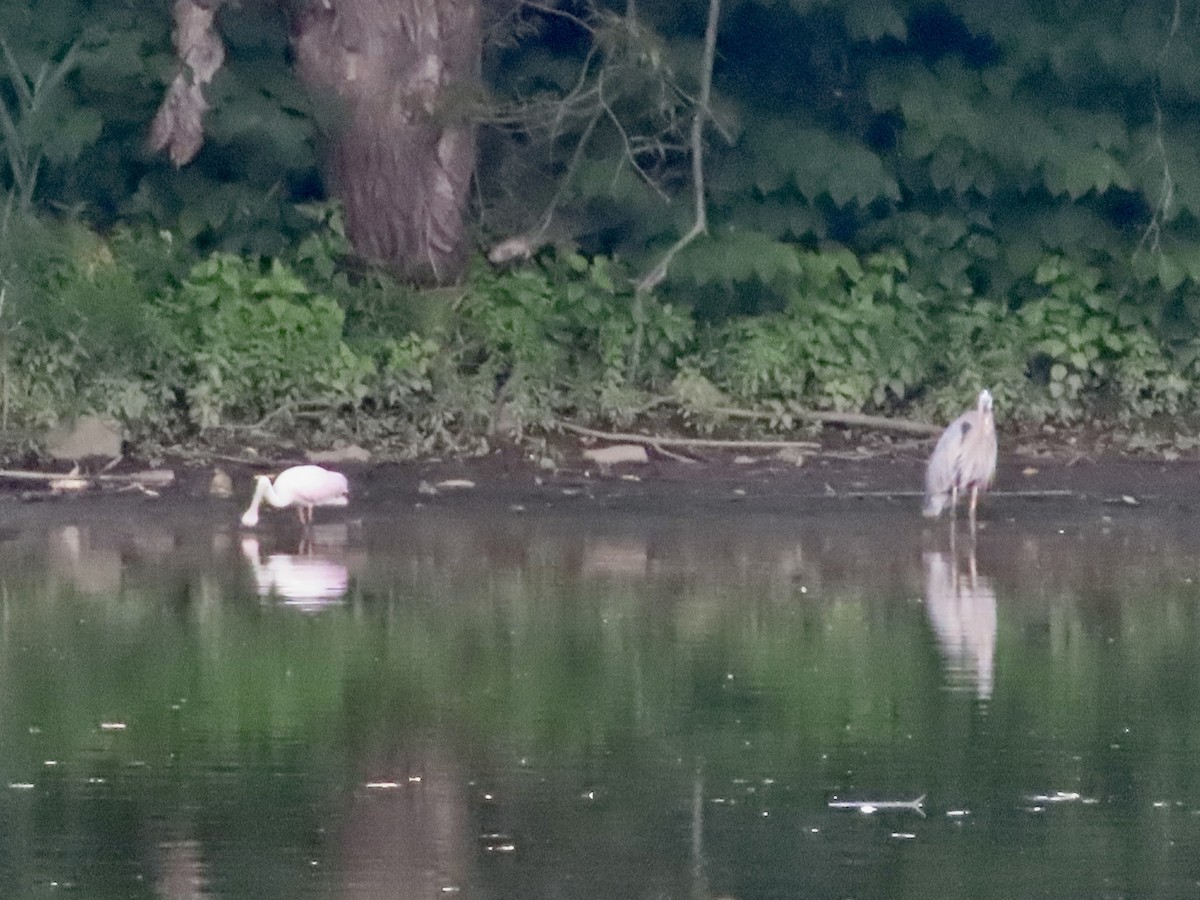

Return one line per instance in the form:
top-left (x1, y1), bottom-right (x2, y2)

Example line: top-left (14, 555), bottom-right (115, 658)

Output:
top-left (4, 503), bottom-right (1200, 898)
top-left (337, 757), bottom-right (478, 899)
top-left (49, 525), bottom-right (127, 595)
top-left (154, 837), bottom-right (210, 900)
top-left (240, 527), bottom-right (350, 608)
top-left (922, 548), bottom-right (996, 700)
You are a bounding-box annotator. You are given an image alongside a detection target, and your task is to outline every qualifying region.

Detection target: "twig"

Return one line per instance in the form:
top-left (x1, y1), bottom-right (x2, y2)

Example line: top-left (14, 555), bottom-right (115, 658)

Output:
top-left (489, 106), bottom-right (607, 263)
top-left (97, 454), bottom-right (123, 475)
top-left (651, 443), bottom-right (699, 463)
top-left (555, 420), bottom-right (819, 450)
top-left (598, 69), bottom-right (667, 200)
top-left (212, 405), bottom-right (293, 433)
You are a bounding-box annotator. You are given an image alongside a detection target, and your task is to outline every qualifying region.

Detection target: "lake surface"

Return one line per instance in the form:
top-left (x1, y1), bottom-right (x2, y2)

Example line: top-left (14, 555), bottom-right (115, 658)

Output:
top-left (2, 490), bottom-right (1200, 898)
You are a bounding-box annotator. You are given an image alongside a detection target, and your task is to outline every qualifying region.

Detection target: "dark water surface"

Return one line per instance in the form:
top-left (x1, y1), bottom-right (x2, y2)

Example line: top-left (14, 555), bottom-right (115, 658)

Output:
top-left (2, 492), bottom-right (1200, 898)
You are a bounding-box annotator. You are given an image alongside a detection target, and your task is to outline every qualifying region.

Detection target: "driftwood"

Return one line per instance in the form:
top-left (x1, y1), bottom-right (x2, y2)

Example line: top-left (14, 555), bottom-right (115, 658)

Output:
top-left (554, 393), bottom-right (944, 452)
top-left (555, 420), bottom-right (820, 451)
top-left (832, 489), bottom-right (1076, 499)
top-left (711, 405), bottom-right (943, 436)
top-left (0, 468), bottom-right (175, 487)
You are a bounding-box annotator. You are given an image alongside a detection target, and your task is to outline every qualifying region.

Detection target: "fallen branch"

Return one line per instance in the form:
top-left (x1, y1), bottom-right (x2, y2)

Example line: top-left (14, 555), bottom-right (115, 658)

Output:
top-left (555, 420), bottom-right (819, 450)
top-left (832, 489), bottom-right (1077, 499)
top-left (0, 468), bottom-right (175, 487)
top-left (710, 405), bottom-right (943, 436)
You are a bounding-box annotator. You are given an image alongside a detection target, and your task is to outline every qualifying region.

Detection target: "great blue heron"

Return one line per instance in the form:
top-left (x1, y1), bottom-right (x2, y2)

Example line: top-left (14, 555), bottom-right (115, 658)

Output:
top-left (923, 389), bottom-right (997, 524)
top-left (241, 465), bottom-right (350, 527)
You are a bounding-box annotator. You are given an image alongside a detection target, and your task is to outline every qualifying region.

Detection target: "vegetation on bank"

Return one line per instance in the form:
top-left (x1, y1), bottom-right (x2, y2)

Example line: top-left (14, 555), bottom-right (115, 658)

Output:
top-left (1, 207), bottom-right (1196, 462)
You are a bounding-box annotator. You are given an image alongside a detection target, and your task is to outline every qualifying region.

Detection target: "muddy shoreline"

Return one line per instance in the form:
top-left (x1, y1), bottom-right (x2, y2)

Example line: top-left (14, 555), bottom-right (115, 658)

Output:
top-left (1, 440), bottom-right (1197, 523)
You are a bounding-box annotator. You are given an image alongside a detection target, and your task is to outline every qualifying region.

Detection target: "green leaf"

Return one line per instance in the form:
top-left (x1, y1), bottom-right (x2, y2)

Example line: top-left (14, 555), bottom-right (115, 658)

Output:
top-left (1158, 253), bottom-right (1186, 292)
top-left (843, 3), bottom-right (907, 42)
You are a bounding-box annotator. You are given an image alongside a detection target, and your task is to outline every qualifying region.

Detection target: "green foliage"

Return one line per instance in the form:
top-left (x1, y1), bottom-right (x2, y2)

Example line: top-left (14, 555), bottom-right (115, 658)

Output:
top-left (924, 256), bottom-right (1189, 424)
top-left (700, 249), bottom-right (930, 412)
top-left (734, 119), bottom-right (900, 208)
top-left (373, 332), bottom-right (439, 407)
top-left (0, 3), bottom-right (317, 259)
top-left (922, 297), bottom-right (1029, 423)
top-left (455, 253), bottom-right (693, 428)
top-left (0, 34), bottom-right (97, 218)
top-left (684, 242), bottom-right (1194, 428)
top-left (1020, 257), bottom-right (1188, 422)
top-left (165, 254), bottom-right (374, 429)
top-left (0, 215), bottom-right (181, 433)
top-left (478, 0), bottom-right (1200, 363)
top-left (2, 223), bottom-right (1199, 456)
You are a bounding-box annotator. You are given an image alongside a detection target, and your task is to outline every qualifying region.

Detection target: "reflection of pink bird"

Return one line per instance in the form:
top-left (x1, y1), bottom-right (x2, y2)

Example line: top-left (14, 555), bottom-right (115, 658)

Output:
top-left (240, 465), bottom-right (349, 527)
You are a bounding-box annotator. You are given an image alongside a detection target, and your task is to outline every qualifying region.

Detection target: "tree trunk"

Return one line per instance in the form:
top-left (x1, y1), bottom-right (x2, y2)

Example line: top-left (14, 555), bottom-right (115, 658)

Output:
top-left (291, 0), bottom-right (480, 285)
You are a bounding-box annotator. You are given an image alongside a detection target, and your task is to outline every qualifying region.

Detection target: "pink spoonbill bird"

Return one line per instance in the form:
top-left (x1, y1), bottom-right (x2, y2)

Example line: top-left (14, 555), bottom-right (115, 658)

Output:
top-left (240, 465), bottom-right (349, 528)
top-left (923, 389), bottom-right (997, 526)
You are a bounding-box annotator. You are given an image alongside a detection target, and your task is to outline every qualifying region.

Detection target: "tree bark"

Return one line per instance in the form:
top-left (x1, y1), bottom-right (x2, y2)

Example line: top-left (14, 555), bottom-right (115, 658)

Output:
top-left (149, 0), bottom-right (226, 167)
top-left (291, 0), bottom-right (480, 285)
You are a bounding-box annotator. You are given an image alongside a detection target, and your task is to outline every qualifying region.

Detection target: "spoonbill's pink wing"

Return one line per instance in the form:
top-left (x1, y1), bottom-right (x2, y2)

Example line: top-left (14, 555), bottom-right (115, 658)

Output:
top-left (273, 466), bottom-right (350, 507)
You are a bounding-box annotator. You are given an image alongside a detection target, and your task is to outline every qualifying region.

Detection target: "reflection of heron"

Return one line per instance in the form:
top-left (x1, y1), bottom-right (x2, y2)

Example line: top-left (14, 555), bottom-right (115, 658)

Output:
top-left (923, 389), bottom-right (997, 527)
top-left (154, 837), bottom-right (208, 900)
top-left (240, 536), bottom-right (349, 608)
top-left (922, 550), bottom-right (996, 700)
top-left (240, 465), bottom-right (349, 528)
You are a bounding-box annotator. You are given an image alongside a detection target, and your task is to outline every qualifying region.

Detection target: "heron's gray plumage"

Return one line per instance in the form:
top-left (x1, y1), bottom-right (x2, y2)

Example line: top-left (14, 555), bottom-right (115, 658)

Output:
top-left (923, 389), bottom-right (997, 519)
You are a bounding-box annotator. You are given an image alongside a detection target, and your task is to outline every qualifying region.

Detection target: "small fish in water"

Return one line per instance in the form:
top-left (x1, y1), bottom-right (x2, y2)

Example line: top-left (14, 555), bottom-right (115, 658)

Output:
top-left (827, 794), bottom-right (926, 816)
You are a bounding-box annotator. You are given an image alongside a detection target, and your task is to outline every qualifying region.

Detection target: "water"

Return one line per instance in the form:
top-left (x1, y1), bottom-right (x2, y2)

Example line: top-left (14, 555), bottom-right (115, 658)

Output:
top-left (2, 492), bottom-right (1200, 898)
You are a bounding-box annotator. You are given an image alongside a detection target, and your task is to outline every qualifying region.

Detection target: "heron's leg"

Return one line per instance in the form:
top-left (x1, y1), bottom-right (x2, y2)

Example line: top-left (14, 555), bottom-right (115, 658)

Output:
top-left (968, 485), bottom-right (979, 533)
top-left (949, 485), bottom-right (958, 519)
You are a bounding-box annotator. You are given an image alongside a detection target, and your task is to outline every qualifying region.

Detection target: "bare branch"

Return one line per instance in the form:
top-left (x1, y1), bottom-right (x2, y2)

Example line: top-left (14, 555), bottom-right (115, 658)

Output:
top-left (597, 69), bottom-right (669, 200)
top-left (634, 0), bottom-right (720, 293)
top-left (488, 106), bottom-right (605, 263)
top-left (710, 404), bottom-right (943, 436)
top-left (556, 420), bottom-right (821, 451)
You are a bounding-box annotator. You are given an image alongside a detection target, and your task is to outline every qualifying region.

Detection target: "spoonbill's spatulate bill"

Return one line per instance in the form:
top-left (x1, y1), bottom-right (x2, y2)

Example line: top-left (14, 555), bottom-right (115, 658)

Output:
top-left (240, 465), bottom-right (349, 527)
